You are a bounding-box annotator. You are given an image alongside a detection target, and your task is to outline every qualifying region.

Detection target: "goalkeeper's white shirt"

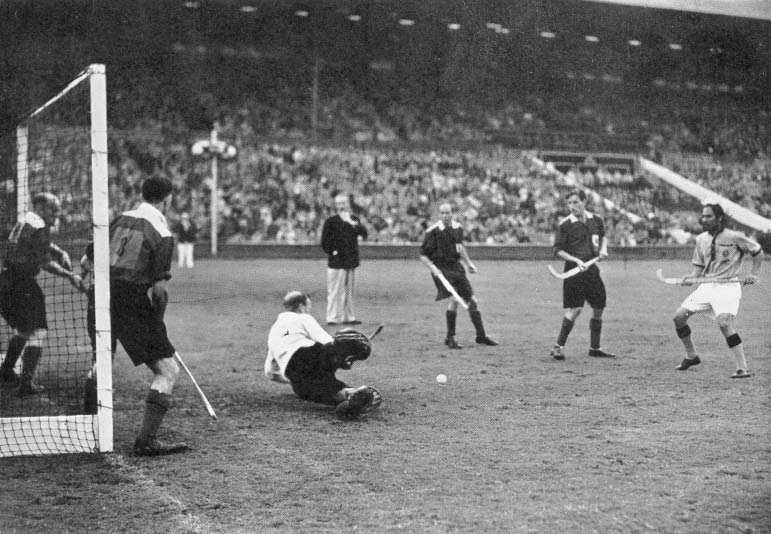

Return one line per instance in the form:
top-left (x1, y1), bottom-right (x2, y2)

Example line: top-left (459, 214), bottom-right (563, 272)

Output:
top-left (265, 311), bottom-right (333, 383)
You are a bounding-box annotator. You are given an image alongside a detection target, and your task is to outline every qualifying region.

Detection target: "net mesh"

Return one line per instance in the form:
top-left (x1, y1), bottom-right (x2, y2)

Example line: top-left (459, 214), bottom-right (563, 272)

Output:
top-left (0, 71), bottom-right (101, 456)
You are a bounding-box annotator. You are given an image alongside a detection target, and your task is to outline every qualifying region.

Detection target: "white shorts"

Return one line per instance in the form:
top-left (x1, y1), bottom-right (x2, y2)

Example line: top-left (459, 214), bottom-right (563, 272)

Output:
top-left (680, 282), bottom-right (741, 319)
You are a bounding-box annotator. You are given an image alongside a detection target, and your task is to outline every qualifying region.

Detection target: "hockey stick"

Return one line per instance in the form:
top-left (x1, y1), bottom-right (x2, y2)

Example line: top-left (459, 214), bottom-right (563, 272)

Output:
top-left (368, 324), bottom-right (384, 341)
top-left (655, 269), bottom-right (751, 286)
top-left (426, 262), bottom-right (469, 309)
top-left (174, 351), bottom-right (217, 420)
top-left (547, 257), bottom-right (600, 280)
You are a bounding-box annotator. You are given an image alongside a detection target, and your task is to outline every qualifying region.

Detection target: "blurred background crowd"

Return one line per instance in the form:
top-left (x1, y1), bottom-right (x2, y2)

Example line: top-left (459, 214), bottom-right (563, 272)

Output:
top-left (1, 0), bottom-right (769, 248)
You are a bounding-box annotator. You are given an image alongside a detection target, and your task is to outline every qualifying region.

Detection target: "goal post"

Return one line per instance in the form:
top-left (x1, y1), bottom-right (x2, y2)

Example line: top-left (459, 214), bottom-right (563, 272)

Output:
top-left (0, 64), bottom-right (112, 457)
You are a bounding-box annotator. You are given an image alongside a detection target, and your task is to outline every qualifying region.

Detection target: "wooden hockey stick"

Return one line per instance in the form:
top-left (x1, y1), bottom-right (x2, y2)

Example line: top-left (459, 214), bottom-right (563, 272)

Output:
top-left (174, 351), bottom-right (217, 420)
top-left (367, 324), bottom-right (384, 341)
top-left (426, 263), bottom-right (469, 309)
top-left (655, 268), bottom-right (752, 286)
top-left (547, 257), bottom-right (600, 280)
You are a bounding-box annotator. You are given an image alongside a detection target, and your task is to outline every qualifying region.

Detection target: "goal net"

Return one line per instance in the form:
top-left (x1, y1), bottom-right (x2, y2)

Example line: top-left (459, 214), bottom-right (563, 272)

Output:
top-left (0, 64), bottom-right (112, 456)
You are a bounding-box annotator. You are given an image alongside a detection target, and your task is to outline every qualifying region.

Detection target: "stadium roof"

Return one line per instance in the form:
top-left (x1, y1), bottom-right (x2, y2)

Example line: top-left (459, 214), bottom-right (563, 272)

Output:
top-left (586, 0), bottom-right (771, 21)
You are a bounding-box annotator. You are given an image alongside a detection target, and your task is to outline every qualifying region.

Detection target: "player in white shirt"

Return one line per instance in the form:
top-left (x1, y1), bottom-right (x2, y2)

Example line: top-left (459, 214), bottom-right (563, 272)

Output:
top-left (672, 203), bottom-right (764, 378)
top-left (265, 291), bottom-right (381, 419)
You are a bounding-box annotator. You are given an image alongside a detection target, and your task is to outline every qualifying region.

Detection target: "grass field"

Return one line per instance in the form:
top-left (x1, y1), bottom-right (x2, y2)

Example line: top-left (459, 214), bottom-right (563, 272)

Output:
top-left (1, 258), bottom-right (770, 534)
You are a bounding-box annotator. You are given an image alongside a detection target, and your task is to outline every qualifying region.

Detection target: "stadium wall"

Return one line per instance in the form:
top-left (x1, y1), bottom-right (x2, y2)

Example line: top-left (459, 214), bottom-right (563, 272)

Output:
top-left (196, 244), bottom-right (694, 261)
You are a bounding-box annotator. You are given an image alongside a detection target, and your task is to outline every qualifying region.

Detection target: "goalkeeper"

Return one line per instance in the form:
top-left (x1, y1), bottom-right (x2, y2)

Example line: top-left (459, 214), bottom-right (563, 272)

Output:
top-left (264, 291), bottom-right (382, 420)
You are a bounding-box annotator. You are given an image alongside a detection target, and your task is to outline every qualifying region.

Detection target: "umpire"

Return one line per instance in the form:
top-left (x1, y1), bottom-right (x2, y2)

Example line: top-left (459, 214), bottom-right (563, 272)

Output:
top-left (549, 190), bottom-right (615, 360)
top-left (320, 193), bottom-right (367, 326)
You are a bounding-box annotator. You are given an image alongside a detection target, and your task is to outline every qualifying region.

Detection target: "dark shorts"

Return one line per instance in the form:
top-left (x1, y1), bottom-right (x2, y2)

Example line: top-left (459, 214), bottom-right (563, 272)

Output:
top-left (111, 282), bottom-right (175, 366)
top-left (285, 343), bottom-right (348, 406)
top-left (563, 265), bottom-right (607, 309)
top-left (0, 271), bottom-right (47, 332)
top-left (432, 263), bottom-right (473, 301)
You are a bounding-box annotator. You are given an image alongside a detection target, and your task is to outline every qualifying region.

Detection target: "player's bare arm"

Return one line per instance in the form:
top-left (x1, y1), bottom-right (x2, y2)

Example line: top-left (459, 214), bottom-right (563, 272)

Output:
top-left (556, 249), bottom-right (587, 270)
top-left (151, 279), bottom-right (169, 319)
top-left (457, 244), bottom-right (477, 273)
top-left (41, 257), bottom-right (82, 289)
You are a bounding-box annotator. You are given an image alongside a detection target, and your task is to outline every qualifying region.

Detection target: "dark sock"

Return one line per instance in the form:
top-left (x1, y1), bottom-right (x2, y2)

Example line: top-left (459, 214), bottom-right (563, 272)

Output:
top-left (469, 309), bottom-right (486, 338)
top-left (590, 318), bottom-right (602, 349)
top-left (1, 336), bottom-right (27, 373)
top-left (20, 347), bottom-right (42, 385)
top-left (137, 390), bottom-right (171, 441)
top-left (556, 317), bottom-right (574, 346)
top-left (445, 310), bottom-right (457, 338)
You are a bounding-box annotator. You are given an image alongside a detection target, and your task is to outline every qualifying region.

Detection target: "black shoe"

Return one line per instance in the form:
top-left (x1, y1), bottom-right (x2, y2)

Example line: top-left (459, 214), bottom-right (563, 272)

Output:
top-left (342, 320), bottom-right (362, 325)
top-left (730, 369), bottom-right (752, 379)
top-left (675, 356), bottom-right (700, 371)
top-left (133, 436), bottom-right (190, 456)
top-left (588, 348), bottom-right (616, 358)
top-left (476, 336), bottom-right (498, 346)
top-left (444, 337), bottom-right (462, 349)
top-left (550, 344), bottom-right (565, 360)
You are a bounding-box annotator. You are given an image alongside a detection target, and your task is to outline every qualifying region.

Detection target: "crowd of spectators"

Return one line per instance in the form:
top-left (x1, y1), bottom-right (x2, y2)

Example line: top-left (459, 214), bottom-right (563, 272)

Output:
top-left (5, 62), bottom-right (770, 249)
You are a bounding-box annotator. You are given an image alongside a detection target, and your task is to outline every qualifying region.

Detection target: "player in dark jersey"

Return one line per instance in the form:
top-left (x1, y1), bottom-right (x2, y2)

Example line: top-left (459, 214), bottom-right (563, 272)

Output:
top-left (0, 193), bottom-right (83, 395)
top-left (110, 177), bottom-right (188, 456)
top-left (549, 190), bottom-right (615, 360)
top-left (419, 203), bottom-right (497, 349)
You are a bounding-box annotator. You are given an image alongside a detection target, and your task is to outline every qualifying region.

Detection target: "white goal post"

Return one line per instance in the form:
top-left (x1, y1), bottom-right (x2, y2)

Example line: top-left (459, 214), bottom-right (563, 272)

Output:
top-left (0, 64), bottom-right (112, 457)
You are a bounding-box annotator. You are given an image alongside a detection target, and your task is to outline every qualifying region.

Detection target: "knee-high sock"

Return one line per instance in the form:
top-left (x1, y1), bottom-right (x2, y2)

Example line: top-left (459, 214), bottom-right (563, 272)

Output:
top-left (1, 336), bottom-right (27, 373)
top-left (556, 317), bottom-right (574, 346)
top-left (469, 309), bottom-right (486, 338)
top-left (138, 389), bottom-right (171, 440)
top-left (445, 310), bottom-right (457, 338)
top-left (590, 318), bottom-right (602, 349)
top-left (20, 346), bottom-right (42, 385)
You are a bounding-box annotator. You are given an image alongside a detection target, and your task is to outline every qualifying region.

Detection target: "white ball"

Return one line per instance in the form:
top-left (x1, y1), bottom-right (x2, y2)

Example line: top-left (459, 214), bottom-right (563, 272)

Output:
top-left (436, 373), bottom-right (447, 384)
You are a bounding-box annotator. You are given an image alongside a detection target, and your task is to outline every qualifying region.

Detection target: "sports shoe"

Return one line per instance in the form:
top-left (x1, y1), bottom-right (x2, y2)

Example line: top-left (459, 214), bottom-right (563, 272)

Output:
top-left (730, 369), bottom-right (752, 379)
top-left (550, 344), bottom-right (565, 360)
top-left (444, 337), bottom-right (462, 349)
top-left (335, 386), bottom-right (382, 421)
top-left (476, 336), bottom-right (498, 346)
top-left (133, 436), bottom-right (190, 456)
top-left (588, 348), bottom-right (616, 358)
top-left (675, 356), bottom-right (701, 371)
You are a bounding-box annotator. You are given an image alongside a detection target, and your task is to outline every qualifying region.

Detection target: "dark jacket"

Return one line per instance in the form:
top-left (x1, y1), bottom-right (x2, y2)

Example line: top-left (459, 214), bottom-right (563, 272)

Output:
top-left (321, 214), bottom-right (368, 269)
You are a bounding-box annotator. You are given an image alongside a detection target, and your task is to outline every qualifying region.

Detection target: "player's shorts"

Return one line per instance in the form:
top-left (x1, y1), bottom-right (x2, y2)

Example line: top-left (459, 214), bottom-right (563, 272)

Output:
top-left (110, 281), bottom-right (175, 366)
top-left (563, 265), bottom-right (606, 309)
top-left (680, 282), bottom-right (741, 319)
top-left (286, 343), bottom-right (348, 405)
top-left (0, 271), bottom-right (47, 332)
top-left (432, 263), bottom-right (473, 302)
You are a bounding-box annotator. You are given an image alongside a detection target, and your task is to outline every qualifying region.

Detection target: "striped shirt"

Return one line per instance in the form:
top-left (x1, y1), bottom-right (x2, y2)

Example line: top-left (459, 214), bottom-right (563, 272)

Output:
top-left (693, 228), bottom-right (761, 279)
top-left (109, 202), bottom-right (173, 286)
